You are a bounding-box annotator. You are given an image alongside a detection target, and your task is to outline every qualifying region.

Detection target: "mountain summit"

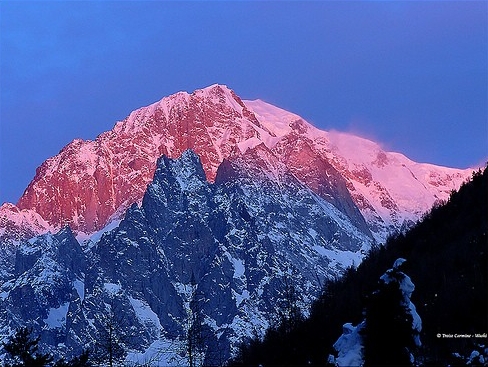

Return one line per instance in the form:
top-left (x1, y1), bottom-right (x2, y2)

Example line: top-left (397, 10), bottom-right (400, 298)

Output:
top-left (0, 85), bottom-right (476, 364)
top-left (2, 84), bottom-right (470, 243)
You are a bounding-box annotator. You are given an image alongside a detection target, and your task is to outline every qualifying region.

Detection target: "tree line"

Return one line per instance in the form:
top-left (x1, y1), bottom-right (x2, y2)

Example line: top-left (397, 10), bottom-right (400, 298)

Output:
top-left (229, 166), bottom-right (487, 366)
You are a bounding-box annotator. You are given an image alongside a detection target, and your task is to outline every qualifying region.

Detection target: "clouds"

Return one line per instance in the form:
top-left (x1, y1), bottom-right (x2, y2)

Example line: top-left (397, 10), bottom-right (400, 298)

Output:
top-left (1, 1), bottom-right (486, 203)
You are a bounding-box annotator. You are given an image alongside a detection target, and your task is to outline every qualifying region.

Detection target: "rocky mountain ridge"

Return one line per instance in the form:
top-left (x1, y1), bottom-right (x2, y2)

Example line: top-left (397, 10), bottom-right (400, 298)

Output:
top-left (0, 150), bottom-right (373, 364)
top-left (0, 84), bottom-right (475, 365)
top-left (1, 84), bottom-right (472, 244)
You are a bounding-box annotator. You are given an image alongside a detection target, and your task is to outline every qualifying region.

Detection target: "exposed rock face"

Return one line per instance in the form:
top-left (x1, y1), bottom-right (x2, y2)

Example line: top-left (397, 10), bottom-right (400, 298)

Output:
top-left (0, 84), bottom-right (474, 364)
top-left (1, 84), bottom-right (471, 241)
top-left (15, 86), bottom-right (265, 234)
top-left (0, 203), bottom-right (51, 245)
top-left (0, 150), bottom-right (373, 364)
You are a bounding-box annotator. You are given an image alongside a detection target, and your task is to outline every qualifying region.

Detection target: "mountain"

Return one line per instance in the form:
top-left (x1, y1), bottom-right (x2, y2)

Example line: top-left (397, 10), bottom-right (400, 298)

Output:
top-left (230, 167), bottom-right (487, 366)
top-left (0, 150), bottom-right (373, 365)
top-left (0, 204), bottom-right (52, 246)
top-left (0, 84), bottom-right (476, 364)
top-left (2, 84), bottom-right (471, 243)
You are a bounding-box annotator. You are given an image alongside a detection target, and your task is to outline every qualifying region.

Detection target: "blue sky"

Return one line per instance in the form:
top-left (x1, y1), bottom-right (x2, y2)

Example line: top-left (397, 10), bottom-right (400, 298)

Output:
top-left (1, 1), bottom-right (487, 204)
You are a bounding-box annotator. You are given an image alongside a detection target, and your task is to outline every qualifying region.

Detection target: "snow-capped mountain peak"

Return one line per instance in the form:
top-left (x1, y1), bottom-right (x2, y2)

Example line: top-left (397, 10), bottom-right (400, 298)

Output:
top-left (2, 84), bottom-right (473, 240)
top-left (0, 84), bottom-right (477, 365)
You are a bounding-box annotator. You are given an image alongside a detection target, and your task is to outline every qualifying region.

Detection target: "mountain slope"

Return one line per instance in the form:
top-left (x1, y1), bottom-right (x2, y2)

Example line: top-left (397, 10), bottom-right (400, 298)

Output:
top-left (230, 167), bottom-right (487, 366)
top-left (0, 150), bottom-right (373, 364)
top-left (0, 84), bottom-right (478, 365)
top-left (244, 99), bottom-right (470, 240)
top-left (2, 84), bottom-right (472, 242)
top-left (0, 204), bottom-right (52, 245)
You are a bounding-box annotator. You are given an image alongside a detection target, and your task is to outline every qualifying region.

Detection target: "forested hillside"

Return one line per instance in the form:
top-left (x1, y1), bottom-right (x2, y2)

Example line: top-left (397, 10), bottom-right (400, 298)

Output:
top-left (230, 166), bottom-right (487, 366)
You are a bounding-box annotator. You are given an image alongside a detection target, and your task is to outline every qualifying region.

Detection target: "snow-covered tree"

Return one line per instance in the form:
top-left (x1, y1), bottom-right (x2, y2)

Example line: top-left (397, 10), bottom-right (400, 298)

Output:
top-left (332, 258), bottom-right (422, 367)
top-left (363, 258), bottom-right (422, 366)
top-left (3, 327), bottom-right (53, 367)
top-left (332, 321), bottom-right (365, 366)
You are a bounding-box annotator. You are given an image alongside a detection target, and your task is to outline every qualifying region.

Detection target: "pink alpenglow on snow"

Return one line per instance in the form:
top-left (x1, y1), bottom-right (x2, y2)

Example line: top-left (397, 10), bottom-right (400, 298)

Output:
top-left (2, 85), bottom-right (474, 243)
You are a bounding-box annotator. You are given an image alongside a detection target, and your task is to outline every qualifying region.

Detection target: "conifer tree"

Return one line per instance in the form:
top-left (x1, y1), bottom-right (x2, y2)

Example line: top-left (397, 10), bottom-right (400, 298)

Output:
top-left (363, 281), bottom-right (414, 365)
top-left (362, 259), bottom-right (421, 366)
top-left (3, 327), bottom-right (53, 367)
top-left (53, 350), bottom-right (91, 367)
top-left (186, 272), bottom-right (206, 367)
